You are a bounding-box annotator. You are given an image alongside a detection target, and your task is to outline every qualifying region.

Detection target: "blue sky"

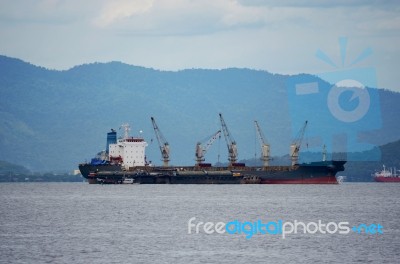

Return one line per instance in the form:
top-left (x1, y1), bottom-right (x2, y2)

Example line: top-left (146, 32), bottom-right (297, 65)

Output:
top-left (0, 0), bottom-right (399, 91)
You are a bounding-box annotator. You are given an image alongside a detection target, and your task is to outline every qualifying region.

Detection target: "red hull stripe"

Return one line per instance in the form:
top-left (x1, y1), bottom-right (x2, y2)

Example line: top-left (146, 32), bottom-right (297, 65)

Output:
top-left (260, 176), bottom-right (338, 184)
top-left (374, 177), bottom-right (400, 182)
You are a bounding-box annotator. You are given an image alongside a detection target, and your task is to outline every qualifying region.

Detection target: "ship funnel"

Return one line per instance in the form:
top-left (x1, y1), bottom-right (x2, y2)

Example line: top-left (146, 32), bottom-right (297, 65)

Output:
top-left (106, 129), bottom-right (117, 154)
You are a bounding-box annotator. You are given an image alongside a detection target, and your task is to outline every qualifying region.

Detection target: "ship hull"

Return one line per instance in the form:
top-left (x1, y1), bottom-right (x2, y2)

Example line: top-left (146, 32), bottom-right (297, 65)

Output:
top-left (374, 177), bottom-right (400, 182)
top-left (254, 161), bottom-right (344, 184)
top-left (79, 160), bottom-right (345, 184)
top-left (170, 171), bottom-right (243, 184)
top-left (260, 175), bottom-right (337, 184)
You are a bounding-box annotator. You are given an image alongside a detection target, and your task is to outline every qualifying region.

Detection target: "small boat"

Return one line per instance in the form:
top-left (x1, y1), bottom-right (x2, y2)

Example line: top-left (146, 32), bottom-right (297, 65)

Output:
top-left (373, 165), bottom-right (400, 182)
top-left (122, 178), bottom-right (135, 184)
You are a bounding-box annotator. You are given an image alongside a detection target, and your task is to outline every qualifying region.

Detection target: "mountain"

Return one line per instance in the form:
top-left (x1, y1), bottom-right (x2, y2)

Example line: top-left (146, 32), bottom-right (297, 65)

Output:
top-left (0, 160), bottom-right (83, 182)
top-left (0, 55), bottom-right (399, 172)
top-left (343, 139), bottom-right (400, 182)
top-left (0, 160), bottom-right (30, 175)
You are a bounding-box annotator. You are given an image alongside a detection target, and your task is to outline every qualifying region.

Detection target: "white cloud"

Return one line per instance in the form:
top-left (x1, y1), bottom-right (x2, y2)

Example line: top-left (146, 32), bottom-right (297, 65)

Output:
top-left (93, 0), bottom-right (154, 27)
top-left (91, 0), bottom-right (276, 34)
top-left (0, 0), bottom-right (399, 90)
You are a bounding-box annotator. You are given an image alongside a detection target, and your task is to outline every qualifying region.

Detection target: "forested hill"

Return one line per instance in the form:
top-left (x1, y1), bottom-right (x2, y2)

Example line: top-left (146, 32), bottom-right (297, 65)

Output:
top-left (0, 55), bottom-right (399, 172)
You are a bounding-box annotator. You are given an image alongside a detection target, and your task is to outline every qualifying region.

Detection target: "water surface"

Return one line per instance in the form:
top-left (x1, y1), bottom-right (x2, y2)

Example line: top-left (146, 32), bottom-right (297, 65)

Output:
top-left (0, 183), bottom-right (399, 263)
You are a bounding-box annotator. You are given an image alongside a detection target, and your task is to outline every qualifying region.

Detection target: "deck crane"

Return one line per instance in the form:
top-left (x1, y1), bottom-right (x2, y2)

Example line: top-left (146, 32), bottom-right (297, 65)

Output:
top-left (195, 130), bottom-right (221, 166)
top-left (254, 120), bottom-right (271, 167)
top-left (219, 113), bottom-right (238, 165)
top-left (150, 117), bottom-right (170, 167)
top-left (290, 120), bottom-right (308, 166)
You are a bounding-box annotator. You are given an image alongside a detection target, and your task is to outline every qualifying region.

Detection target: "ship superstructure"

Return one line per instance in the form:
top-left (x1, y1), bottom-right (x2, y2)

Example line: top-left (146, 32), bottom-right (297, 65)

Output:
top-left (108, 124), bottom-right (148, 169)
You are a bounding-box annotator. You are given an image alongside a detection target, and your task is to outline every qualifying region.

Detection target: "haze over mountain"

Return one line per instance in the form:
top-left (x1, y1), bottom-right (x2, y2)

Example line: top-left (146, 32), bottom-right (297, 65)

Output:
top-left (0, 55), bottom-right (399, 172)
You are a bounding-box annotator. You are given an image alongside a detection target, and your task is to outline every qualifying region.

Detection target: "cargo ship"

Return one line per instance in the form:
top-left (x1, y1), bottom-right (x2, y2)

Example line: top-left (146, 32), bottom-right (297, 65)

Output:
top-left (373, 165), bottom-right (400, 182)
top-left (78, 115), bottom-right (345, 184)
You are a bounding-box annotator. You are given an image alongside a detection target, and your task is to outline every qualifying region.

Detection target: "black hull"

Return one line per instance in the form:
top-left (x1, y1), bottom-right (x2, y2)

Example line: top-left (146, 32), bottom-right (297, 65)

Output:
top-left (79, 160), bottom-right (345, 184)
top-left (253, 161), bottom-right (345, 184)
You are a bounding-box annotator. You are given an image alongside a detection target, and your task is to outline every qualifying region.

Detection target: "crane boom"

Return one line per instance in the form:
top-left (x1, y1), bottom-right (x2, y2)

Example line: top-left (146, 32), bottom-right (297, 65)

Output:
top-left (195, 130), bottom-right (221, 165)
top-left (254, 120), bottom-right (270, 167)
top-left (290, 120), bottom-right (308, 166)
top-left (151, 117), bottom-right (170, 167)
top-left (219, 113), bottom-right (237, 165)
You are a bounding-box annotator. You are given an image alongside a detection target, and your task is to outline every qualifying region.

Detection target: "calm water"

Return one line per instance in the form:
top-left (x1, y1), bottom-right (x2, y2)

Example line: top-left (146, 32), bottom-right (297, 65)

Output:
top-left (0, 183), bottom-right (399, 264)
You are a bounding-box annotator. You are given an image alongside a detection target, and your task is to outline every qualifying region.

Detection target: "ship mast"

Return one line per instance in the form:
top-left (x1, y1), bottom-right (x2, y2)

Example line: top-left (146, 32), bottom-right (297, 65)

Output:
top-left (322, 144), bottom-right (327, 162)
top-left (219, 113), bottom-right (238, 166)
top-left (120, 123), bottom-right (131, 139)
top-left (254, 120), bottom-right (271, 167)
top-left (195, 130), bottom-right (221, 166)
top-left (290, 120), bottom-right (308, 166)
top-left (151, 117), bottom-right (170, 167)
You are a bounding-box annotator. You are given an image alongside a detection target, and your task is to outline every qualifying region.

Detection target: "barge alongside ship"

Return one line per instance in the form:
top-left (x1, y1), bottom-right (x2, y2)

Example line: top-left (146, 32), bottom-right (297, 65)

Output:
top-left (78, 116), bottom-right (345, 184)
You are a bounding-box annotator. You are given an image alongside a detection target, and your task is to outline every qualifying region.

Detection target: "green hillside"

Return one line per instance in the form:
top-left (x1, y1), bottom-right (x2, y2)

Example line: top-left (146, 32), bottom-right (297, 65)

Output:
top-left (0, 55), bottom-right (399, 172)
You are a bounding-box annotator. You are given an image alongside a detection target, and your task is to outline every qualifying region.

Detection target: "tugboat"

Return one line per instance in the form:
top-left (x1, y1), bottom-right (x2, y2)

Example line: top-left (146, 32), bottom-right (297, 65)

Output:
top-left (373, 165), bottom-right (400, 182)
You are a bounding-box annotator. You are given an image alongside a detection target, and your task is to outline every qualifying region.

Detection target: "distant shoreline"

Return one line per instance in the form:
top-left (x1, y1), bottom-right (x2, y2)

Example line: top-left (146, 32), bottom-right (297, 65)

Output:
top-left (0, 173), bottom-right (84, 183)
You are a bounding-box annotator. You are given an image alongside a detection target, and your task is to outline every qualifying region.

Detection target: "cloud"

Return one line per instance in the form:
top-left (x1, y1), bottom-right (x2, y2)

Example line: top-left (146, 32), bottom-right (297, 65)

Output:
top-left (89, 0), bottom-right (400, 37)
top-left (0, 0), bottom-right (90, 24)
top-left (90, 0), bottom-right (284, 35)
top-left (0, 0), bottom-right (399, 90)
top-left (93, 0), bottom-right (154, 27)
top-left (238, 0), bottom-right (399, 9)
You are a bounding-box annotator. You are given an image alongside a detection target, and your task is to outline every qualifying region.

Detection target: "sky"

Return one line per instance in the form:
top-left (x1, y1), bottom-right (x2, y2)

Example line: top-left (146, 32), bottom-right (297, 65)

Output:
top-left (0, 0), bottom-right (399, 91)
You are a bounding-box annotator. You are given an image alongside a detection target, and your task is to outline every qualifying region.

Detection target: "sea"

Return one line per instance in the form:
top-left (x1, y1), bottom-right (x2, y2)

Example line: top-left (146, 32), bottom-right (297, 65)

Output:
top-left (0, 183), bottom-right (399, 264)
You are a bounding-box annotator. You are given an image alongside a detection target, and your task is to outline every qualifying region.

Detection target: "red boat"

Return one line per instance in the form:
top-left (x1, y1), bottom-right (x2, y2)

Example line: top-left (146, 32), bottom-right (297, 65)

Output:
top-left (373, 165), bottom-right (400, 182)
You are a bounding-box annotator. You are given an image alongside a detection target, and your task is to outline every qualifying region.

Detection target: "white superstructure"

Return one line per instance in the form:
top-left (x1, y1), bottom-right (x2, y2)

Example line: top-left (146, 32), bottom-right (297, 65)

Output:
top-left (374, 165), bottom-right (399, 178)
top-left (108, 124), bottom-right (148, 169)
